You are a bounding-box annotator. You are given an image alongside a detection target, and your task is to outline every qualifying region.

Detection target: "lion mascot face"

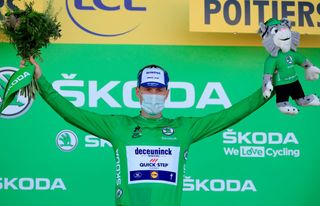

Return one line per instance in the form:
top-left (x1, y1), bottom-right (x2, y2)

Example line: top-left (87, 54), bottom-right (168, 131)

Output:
top-left (259, 18), bottom-right (300, 57)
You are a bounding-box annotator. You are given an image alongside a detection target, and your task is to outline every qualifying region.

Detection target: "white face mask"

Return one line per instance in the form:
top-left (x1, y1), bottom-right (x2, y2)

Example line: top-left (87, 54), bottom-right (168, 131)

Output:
top-left (141, 94), bottom-right (166, 116)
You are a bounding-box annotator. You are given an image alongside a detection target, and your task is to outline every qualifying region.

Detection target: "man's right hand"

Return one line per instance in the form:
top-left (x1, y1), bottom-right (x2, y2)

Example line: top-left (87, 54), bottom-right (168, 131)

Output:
top-left (20, 56), bottom-right (42, 80)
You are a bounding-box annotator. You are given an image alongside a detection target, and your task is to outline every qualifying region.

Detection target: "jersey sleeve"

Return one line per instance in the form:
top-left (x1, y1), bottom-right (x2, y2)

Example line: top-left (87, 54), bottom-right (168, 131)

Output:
top-left (37, 75), bottom-right (115, 142)
top-left (293, 51), bottom-right (307, 65)
top-left (264, 56), bottom-right (277, 74)
top-left (188, 87), bottom-right (272, 143)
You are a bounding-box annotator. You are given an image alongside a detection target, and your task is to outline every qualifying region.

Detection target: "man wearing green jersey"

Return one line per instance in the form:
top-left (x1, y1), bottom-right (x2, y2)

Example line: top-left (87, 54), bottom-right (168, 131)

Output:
top-left (25, 57), bottom-right (270, 206)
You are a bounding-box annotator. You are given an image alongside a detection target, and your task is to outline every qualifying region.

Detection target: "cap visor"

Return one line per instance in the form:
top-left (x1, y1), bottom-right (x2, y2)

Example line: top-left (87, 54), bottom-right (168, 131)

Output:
top-left (140, 82), bottom-right (166, 88)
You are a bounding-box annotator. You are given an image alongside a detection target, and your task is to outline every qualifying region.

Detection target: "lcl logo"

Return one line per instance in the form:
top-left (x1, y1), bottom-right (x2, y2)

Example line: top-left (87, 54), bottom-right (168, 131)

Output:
top-left (74, 0), bottom-right (146, 11)
top-left (66, 0), bottom-right (147, 37)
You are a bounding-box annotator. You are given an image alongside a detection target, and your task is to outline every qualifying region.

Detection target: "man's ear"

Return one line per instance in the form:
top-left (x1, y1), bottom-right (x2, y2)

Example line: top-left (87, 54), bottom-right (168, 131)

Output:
top-left (165, 89), bottom-right (170, 100)
top-left (136, 87), bottom-right (141, 99)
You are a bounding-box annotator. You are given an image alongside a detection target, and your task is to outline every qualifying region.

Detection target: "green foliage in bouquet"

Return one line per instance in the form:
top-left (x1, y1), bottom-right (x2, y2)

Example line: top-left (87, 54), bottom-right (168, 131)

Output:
top-left (0, 1), bottom-right (61, 105)
top-left (0, 0), bottom-right (61, 59)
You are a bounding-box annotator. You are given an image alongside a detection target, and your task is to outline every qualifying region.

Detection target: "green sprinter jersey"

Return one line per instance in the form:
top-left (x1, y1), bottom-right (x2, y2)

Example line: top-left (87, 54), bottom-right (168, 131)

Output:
top-left (264, 50), bottom-right (306, 86)
top-left (37, 75), bottom-right (270, 206)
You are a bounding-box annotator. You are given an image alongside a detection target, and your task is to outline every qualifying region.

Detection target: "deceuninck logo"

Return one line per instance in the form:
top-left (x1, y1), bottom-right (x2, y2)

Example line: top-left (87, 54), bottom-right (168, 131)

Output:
top-left (56, 130), bottom-right (78, 152)
top-left (0, 67), bottom-right (33, 119)
top-left (65, 0), bottom-right (148, 37)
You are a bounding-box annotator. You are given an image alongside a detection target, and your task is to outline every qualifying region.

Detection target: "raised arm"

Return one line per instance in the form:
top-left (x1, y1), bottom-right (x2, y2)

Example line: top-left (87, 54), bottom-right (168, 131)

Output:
top-left (188, 87), bottom-right (273, 143)
top-left (26, 58), bottom-right (115, 141)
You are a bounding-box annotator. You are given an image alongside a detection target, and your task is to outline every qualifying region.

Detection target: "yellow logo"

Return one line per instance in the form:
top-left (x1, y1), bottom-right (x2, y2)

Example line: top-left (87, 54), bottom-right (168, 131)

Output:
top-left (65, 0), bottom-right (149, 37)
top-left (150, 171), bottom-right (158, 179)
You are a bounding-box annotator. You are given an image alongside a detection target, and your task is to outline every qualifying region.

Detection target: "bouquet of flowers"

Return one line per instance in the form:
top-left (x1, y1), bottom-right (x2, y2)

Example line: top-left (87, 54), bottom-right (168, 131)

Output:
top-left (0, 1), bottom-right (61, 113)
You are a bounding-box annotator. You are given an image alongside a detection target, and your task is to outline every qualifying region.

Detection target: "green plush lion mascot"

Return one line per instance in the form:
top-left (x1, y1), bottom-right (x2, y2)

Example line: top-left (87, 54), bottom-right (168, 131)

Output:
top-left (258, 18), bottom-right (320, 115)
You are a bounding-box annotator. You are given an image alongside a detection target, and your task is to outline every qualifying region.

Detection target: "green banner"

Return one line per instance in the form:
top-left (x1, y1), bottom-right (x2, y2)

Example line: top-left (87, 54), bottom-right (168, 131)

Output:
top-left (0, 63), bottom-right (34, 113)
